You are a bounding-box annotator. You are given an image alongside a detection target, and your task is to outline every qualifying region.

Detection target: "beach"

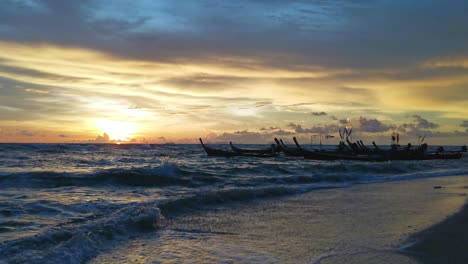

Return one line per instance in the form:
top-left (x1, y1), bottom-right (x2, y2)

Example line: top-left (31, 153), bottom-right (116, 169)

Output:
top-left (1, 144), bottom-right (467, 263)
top-left (91, 175), bottom-right (468, 263)
top-left (406, 201), bottom-right (468, 263)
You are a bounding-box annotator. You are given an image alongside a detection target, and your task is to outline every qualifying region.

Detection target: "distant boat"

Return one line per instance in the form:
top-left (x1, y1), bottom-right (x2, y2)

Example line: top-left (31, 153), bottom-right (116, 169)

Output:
top-left (304, 151), bottom-right (388, 162)
top-left (274, 138), bottom-right (303, 157)
top-left (199, 138), bottom-right (278, 158)
top-left (229, 141), bottom-right (277, 155)
top-left (293, 137), bottom-right (462, 161)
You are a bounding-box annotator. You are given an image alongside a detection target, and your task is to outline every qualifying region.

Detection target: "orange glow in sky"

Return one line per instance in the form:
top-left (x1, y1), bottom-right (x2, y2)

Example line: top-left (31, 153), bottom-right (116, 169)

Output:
top-left (0, 0), bottom-right (467, 144)
top-left (95, 120), bottom-right (137, 142)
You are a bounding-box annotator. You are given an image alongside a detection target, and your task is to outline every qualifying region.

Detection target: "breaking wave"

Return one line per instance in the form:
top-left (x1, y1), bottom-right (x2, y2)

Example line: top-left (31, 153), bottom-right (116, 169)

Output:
top-left (0, 204), bottom-right (162, 264)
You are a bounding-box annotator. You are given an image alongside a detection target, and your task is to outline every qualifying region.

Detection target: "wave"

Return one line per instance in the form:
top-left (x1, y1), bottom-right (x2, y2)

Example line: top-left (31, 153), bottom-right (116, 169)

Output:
top-left (1, 164), bottom-right (466, 263)
top-left (157, 183), bottom-right (343, 216)
top-left (0, 203), bottom-right (162, 264)
top-left (359, 167), bottom-right (468, 184)
top-left (0, 162), bottom-right (195, 188)
top-left (1, 158), bottom-right (466, 189)
top-left (0, 183), bottom-right (338, 263)
top-left (0, 143), bottom-right (101, 153)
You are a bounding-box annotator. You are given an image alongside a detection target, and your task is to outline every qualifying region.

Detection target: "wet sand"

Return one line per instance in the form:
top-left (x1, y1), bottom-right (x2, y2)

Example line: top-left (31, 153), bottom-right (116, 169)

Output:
top-left (406, 202), bottom-right (468, 264)
top-left (91, 175), bottom-right (468, 263)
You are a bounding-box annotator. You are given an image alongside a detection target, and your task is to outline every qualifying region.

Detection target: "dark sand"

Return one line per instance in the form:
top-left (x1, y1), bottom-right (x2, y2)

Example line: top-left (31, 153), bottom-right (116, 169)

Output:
top-left (407, 202), bottom-right (468, 264)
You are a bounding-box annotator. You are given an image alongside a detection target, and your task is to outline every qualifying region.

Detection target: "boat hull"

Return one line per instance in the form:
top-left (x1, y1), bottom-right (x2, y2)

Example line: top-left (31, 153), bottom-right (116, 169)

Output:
top-left (304, 151), bottom-right (462, 161)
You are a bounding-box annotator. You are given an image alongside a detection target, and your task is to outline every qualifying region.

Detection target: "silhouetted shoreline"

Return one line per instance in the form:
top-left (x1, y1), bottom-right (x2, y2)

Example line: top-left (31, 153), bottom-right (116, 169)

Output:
top-left (406, 202), bottom-right (468, 263)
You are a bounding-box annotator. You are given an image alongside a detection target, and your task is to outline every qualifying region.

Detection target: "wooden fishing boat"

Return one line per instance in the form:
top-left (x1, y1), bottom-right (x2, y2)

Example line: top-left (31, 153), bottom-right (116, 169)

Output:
top-left (295, 137), bottom-right (462, 161)
top-left (274, 138), bottom-right (304, 157)
top-left (301, 145), bottom-right (462, 161)
top-left (386, 150), bottom-right (463, 161)
top-left (199, 138), bottom-right (237, 157)
top-left (304, 151), bottom-right (387, 162)
top-left (229, 141), bottom-right (277, 155)
top-left (199, 138), bottom-right (278, 158)
top-left (292, 137), bottom-right (385, 161)
top-left (293, 137), bottom-right (355, 155)
top-left (420, 152), bottom-right (463, 160)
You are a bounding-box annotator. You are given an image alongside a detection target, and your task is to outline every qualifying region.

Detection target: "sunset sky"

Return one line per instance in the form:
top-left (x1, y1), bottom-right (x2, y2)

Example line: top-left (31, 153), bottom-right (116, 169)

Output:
top-left (0, 0), bottom-right (467, 144)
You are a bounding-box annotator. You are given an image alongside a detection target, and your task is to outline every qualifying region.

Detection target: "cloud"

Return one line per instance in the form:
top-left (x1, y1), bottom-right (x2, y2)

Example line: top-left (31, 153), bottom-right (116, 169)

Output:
top-left (287, 123), bottom-right (340, 134)
top-left (205, 130), bottom-right (269, 144)
top-left (157, 74), bottom-right (249, 92)
top-left (394, 115), bottom-right (444, 138)
top-left (272, 129), bottom-right (295, 136)
top-left (288, 117), bottom-right (394, 135)
top-left (354, 117), bottom-right (395, 133)
top-left (24, 88), bottom-right (49, 94)
top-left (338, 119), bottom-right (349, 125)
top-left (0, 1), bottom-right (467, 144)
top-left (411, 114), bottom-right (439, 129)
top-left (88, 132), bottom-right (110, 143)
top-left (256, 101), bottom-right (273, 108)
top-left (311, 111), bottom-right (327, 116)
top-left (19, 130), bottom-right (34, 137)
top-left (334, 116), bottom-right (438, 136)
top-left (424, 58), bottom-right (468, 69)
top-left (260, 126), bottom-right (296, 135)
top-left (260, 126), bottom-right (280, 131)
top-left (1, 0), bottom-right (467, 70)
top-left (205, 127), bottom-right (299, 144)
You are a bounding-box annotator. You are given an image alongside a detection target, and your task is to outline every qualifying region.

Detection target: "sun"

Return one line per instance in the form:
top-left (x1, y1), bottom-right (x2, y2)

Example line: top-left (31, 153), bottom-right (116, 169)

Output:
top-left (96, 120), bottom-right (137, 141)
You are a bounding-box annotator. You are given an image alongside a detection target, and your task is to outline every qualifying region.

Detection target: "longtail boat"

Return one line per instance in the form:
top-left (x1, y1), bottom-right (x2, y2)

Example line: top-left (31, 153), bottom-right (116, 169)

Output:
top-left (199, 138), bottom-right (237, 157)
top-left (384, 148), bottom-right (462, 160)
top-left (274, 138), bottom-right (304, 157)
top-left (294, 137), bottom-right (462, 161)
top-left (293, 137), bottom-right (354, 155)
top-left (291, 137), bottom-right (383, 161)
top-left (199, 138), bottom-right (278, 158)
top-left (304, 151), bottom-right (388, 162)
top-left (229, 141), bottom-right (277, 155)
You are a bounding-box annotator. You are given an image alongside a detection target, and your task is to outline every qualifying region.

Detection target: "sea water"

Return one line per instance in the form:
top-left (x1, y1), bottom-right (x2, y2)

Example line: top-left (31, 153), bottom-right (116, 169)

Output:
top-left (0, 143), bottom-right (467, 263)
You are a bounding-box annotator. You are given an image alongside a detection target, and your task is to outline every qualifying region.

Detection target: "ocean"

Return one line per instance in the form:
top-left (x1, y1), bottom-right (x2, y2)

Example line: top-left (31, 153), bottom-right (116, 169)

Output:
top-left (0, 143), bottom-right (467, 263)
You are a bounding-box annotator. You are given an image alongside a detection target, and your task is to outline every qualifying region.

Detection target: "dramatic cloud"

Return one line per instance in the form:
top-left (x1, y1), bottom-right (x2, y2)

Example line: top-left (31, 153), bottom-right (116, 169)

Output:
top-left (395, 115), bottom-right (444, 139)
top-left (0, 0), bottom-right (467, 144)
top-left (2, 0), bottom-right (468, 69)
top-left (354, 117), bottom-right (395, 133)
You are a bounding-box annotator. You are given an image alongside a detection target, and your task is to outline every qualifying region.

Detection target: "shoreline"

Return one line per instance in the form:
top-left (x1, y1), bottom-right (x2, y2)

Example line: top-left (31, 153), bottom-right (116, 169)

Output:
top-left (90, 175), bottom-right (468, 263)
top-left (405, 200), bottom-right (468, 263)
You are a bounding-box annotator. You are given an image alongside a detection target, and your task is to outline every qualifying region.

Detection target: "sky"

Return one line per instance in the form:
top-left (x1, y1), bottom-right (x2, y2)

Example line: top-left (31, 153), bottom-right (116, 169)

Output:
top-left (0, 0), bottom-right (467, 144)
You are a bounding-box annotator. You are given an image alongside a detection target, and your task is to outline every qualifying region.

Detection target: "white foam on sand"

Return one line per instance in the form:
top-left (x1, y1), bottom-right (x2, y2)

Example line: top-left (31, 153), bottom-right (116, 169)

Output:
top-left (90, 175), bottom-right (468, 264)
